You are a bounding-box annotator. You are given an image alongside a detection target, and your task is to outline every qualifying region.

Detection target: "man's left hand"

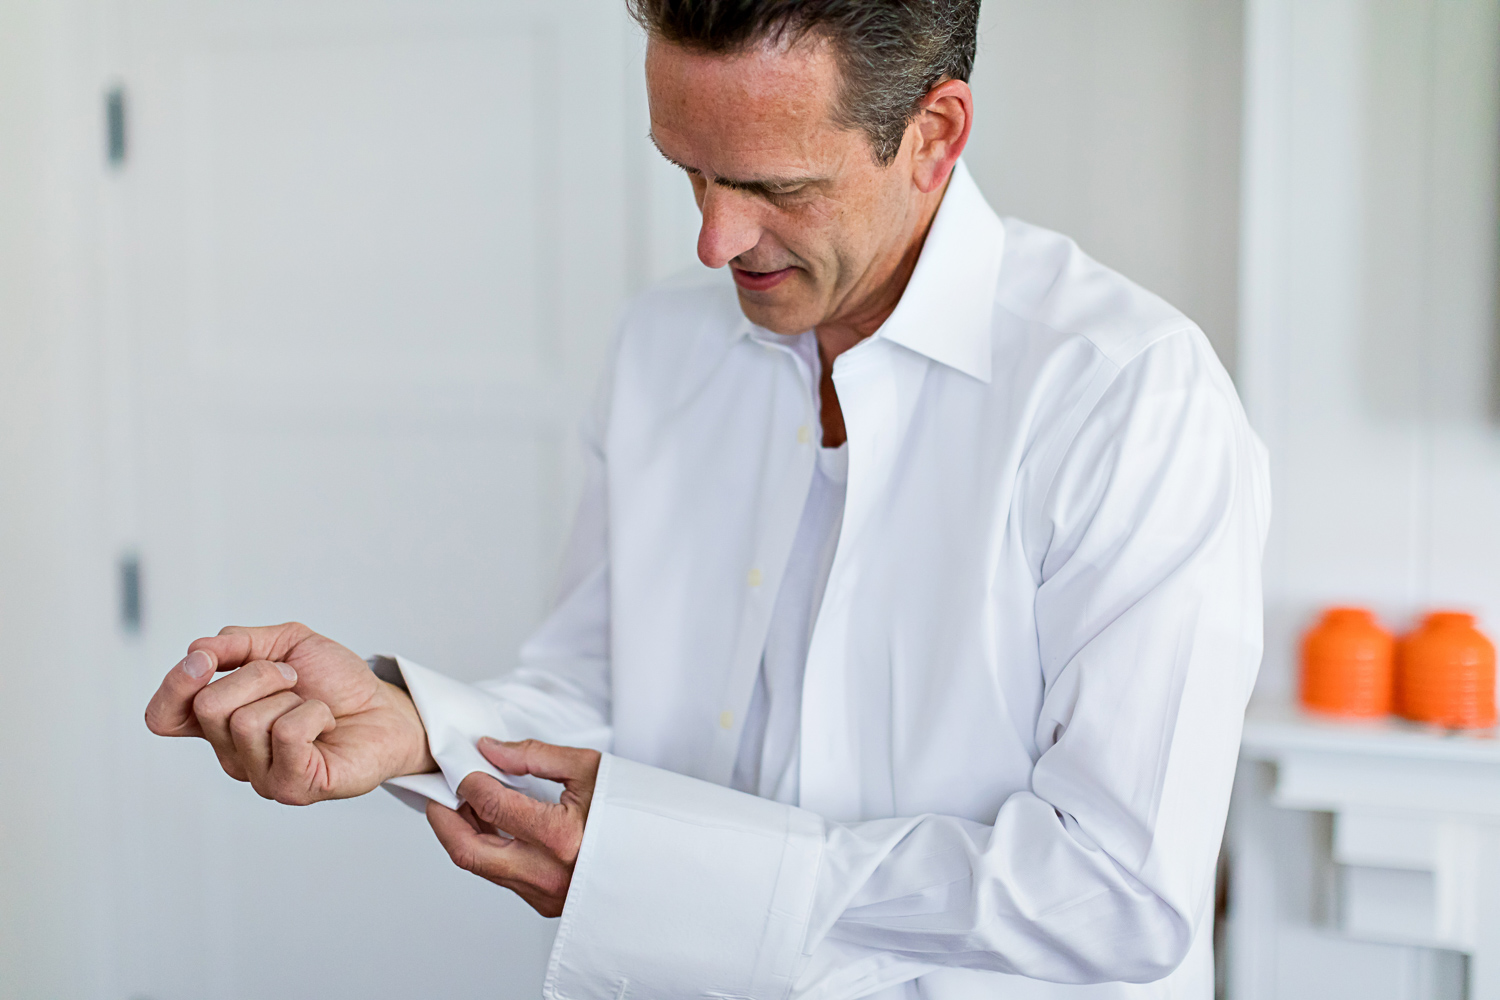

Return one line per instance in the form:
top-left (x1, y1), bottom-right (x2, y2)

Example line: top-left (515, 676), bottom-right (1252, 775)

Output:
top-left (426, 738), bottom-right (600, 918)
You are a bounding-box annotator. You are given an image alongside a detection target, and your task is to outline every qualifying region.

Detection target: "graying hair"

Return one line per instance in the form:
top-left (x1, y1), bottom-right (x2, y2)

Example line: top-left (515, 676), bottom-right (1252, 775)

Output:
top-left (627, 0), bottom-right (981, 165)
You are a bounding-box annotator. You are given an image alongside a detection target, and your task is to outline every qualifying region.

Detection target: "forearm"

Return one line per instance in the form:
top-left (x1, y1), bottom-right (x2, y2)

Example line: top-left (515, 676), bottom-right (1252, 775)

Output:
top-left (544, 757), bottom-right (1199, 1000)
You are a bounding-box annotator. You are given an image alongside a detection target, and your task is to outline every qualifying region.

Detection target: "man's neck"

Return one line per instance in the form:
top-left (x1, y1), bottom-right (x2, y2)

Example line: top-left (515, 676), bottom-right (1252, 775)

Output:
top-left (813, 176), bottom-right (949, 366)
top-left (811, 177), bottom-right (948, 448)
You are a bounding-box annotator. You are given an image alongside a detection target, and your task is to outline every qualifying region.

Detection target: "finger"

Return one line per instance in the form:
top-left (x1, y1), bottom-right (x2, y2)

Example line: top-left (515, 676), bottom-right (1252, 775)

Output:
top-left (266, 699), bottom-right (338, 804)
top-left (211, 746), bottom-right (250, 783)
top-left (192, 659), bottom-right (299, 760)
top-left (144, 649), bottom-right (220, 738)
top-left (476, 738), bottom-right (600, 791)
top-left (426, 801), bottom-right (570, 902)
top-left (227, 690), bottom-right (305, 793)
top-left (457, 771), bottom-right (556, 846)
top-left (458, 802), bottom-right (491, 836)
top-left (187, 622), bottom-right (315, 674)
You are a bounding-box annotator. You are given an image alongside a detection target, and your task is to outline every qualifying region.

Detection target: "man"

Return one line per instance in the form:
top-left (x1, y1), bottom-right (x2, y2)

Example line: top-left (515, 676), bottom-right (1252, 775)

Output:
top-left (145, 1), bottom-right (1270, 997)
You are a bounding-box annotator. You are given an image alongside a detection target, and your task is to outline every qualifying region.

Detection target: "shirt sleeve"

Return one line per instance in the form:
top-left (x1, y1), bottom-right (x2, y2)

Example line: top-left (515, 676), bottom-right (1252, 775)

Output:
top-left (542, 330), bottom-right (1271, 999)
top-left (382, 351), bottom-right (616, 811)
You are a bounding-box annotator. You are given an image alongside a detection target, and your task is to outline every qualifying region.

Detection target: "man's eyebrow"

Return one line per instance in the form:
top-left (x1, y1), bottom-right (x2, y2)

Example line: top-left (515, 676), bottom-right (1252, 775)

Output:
top-left (647, 131), bottom-right (822, 193)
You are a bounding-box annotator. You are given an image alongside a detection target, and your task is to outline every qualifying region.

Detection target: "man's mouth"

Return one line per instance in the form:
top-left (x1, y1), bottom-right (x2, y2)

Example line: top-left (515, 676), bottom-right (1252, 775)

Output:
top-left (731, 265), bottom-right (797, 293)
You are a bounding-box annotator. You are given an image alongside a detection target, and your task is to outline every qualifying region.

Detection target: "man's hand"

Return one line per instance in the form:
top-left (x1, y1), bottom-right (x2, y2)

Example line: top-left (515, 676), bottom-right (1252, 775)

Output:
top-left (426, 738), bottom-right (601, 918)
top-left (144, 622), bottom-right (436, 804)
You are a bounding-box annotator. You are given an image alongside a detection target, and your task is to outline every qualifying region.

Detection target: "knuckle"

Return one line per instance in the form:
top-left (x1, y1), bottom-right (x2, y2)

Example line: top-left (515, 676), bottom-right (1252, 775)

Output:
top-left (469, 794), bottom-right (504, 828)
top-left (192, 687), bottom-right (223, 721)
top-left (228, 707), bottom-right (261, 742)
top-left (274, 785), bottom-right (312, 807)
top-left (221, 761), bottom-right (248, 783)
top-left (462, 782), bottom-right (502, 821)
top-left (269, 715), bottom-right (296, 747)
top-left (449, 843), bottom-right (480, 873)
top-left (541, 870), bottom-right (569, 898)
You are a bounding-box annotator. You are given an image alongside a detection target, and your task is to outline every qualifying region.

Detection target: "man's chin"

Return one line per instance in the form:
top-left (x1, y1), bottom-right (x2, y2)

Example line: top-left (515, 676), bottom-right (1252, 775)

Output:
top-left (734, 292), bottom-right (821, 336)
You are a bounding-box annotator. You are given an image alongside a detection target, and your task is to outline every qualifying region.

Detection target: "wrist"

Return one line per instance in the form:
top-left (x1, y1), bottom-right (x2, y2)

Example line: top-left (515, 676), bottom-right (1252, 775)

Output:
top-left (383, 681), bottom-right (438, 777)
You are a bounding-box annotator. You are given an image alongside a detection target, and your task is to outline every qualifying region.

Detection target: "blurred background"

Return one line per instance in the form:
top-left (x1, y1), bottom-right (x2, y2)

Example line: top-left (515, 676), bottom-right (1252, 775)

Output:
top-left (0, 0), bottom-right (1496, 998)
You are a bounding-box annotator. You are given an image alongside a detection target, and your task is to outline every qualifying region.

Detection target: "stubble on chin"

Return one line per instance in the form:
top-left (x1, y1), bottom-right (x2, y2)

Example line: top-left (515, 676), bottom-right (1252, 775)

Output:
top-left (738, 296), bottom-right (810, 336)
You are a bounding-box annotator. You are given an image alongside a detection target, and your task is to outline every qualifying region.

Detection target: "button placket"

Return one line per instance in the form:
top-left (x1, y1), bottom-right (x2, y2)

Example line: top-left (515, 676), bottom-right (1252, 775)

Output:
top-left (705, 337), bottom-right (821, 783)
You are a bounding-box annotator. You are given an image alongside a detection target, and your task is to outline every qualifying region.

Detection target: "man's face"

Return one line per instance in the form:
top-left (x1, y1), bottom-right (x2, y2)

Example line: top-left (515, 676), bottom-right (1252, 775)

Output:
top-left (645, 37), bottom-right (922, 335)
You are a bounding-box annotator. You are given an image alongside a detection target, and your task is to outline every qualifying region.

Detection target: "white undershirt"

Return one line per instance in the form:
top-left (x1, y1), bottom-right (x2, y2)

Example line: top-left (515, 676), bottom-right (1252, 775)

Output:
top-left (731, 333), bottom-right (848, 804)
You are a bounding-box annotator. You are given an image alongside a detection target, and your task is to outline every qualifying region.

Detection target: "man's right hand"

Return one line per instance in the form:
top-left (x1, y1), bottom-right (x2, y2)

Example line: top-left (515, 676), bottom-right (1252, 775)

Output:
top-left (144, 622), bottom-right (437, 805)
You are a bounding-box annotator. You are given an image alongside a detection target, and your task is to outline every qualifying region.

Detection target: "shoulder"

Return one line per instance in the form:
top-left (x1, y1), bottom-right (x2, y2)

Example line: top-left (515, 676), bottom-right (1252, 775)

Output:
top-left (990, 216), bottom-right (1243, 431)
top-left (618, 266), bottom-right (744, 353)
top-left (993, 217), bottom-right (1201, 373)
top-left (990, 219), bottom-right (1261, 518)
top-left (608, 266), bottom-right (747, 392)
top-left (588, 266), bottom-right (754, 437)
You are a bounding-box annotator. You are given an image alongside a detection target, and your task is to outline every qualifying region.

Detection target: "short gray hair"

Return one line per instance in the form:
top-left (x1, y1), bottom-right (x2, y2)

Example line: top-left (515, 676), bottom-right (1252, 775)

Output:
top-left (628, 0), bottom-right (981, 165)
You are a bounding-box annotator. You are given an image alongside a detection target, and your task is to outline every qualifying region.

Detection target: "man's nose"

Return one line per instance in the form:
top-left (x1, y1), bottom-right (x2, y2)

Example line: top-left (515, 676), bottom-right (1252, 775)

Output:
top-left (696, 185), bottom-right (761, 270)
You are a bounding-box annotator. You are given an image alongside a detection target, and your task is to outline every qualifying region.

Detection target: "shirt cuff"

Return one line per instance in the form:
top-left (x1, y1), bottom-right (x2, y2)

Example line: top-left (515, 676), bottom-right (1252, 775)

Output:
top-left (545, 754), bottom-right (824, 1000)
top-left (373, 654), bottom-right (563, 811)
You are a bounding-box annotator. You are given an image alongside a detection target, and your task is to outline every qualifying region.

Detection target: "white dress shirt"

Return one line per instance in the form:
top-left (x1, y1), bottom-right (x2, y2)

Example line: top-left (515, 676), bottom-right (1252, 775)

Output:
top-left (732, 328), bottom-right (847, 804)
top-left (383, 161), bottom-right (1271, 1000)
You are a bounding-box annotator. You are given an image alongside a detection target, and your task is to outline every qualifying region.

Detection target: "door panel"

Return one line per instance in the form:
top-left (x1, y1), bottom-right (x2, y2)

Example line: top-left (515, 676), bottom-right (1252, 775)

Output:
top-left (108, 2), bottom-right (634, 997)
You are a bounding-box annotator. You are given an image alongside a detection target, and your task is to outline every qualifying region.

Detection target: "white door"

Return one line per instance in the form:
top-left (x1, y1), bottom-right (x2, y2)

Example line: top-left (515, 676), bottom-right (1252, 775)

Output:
top-left (100, 2), bottom-right (674, 997)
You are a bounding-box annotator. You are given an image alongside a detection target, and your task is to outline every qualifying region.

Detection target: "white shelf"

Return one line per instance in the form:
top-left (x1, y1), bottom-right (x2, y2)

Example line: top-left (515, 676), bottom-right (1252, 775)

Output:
top-left (1243, 700), bottom-right (1500, 766)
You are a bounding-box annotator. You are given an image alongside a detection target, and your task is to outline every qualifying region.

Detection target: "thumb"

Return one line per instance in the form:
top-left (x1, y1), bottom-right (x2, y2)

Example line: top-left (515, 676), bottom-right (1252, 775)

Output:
top-left (144, 649), bottom-right (219, 738)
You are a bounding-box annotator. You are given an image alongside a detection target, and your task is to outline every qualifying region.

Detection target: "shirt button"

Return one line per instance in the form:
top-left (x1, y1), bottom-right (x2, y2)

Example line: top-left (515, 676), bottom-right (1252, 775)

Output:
top-left (797, 424), bottom-right (812, 445)
top-left (720, 710), bottom-right (734, 730)
top-left (747, 568), bottom-right (763, 587)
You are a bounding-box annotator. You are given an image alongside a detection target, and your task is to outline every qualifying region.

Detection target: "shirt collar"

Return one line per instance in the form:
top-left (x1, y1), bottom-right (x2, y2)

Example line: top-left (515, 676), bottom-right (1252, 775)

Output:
top-left (873, 160), bottom-right (1002, 383)
top-left (740, 159), bottom-right (1004, 383)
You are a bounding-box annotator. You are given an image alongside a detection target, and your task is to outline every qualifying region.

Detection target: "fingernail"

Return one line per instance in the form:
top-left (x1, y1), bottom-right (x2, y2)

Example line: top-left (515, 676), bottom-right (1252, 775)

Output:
top-left (277, 662), bottom-right (297, 683)
top-left (181, 650), bottom-right (212, 679)
top-left (478, 736), bottom-right (501, 749)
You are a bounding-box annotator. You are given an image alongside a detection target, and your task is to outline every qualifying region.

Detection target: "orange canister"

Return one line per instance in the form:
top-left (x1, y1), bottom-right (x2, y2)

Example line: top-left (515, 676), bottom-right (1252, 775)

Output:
top-left (1300, 607), bottom-right (1396, 718)
top-left (1398, 612), bottom-right (1497, 729)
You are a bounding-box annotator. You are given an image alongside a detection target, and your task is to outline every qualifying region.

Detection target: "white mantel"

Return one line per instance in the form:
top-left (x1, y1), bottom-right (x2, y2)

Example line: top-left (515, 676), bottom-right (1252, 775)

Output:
top-left (1231, 703), bottom-right (1500, 999)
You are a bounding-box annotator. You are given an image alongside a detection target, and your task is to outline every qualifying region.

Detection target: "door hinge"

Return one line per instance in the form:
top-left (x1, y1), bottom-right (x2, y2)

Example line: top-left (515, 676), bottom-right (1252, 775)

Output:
top-left (106, 85), bottom-right (127, 167)
top-left (119, 553), bottom-right (142, 633)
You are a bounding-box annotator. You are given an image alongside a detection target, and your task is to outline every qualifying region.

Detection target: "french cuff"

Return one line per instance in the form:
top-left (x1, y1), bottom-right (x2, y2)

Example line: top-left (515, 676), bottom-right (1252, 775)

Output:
top-left (373, 654), bottom-right (561, 812)
top-left (546, 755), bottom-right (824, 1000)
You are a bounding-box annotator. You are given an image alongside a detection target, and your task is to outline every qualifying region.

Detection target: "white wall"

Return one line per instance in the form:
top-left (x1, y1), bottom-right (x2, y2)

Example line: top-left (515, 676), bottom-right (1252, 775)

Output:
top-left (1241, 0), bottom-right (1500, 699)
top-left (967, 0), bottom-right (1245, 373)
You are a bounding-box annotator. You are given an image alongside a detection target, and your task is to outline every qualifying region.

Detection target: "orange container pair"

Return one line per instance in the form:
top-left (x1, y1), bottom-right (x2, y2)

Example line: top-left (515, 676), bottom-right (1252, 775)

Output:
top-left (1300, 607), bottom-right (1497, 728)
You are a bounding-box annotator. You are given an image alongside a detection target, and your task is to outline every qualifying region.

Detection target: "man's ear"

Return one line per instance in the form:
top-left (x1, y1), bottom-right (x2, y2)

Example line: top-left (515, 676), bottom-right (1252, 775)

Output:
top-left (909, 78), bottom-right (973, 193)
